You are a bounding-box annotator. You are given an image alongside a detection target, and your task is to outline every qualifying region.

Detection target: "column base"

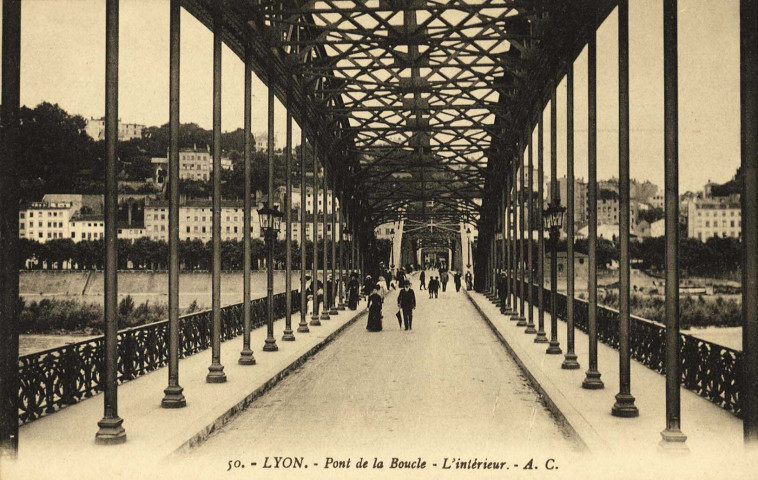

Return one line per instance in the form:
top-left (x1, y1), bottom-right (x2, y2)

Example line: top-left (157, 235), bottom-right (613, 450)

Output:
top-left (611, 393), bottom-right (640, 417)
top-left (561, 353), bottom-right (580, 369)
top-left (320, 313), bottom-right (331, 320)
top-left (509, 313), bottom-right (522, 322)
top-left (534, 331), bottom-right (548, 343)
top-left (338, 304), bottom-right (346, 311)
top-left (546, 341), bottom-right (562, 355)
top-left (329, 308), bottom-right (339, 315)
top-left (206, 364), bottom-right (227, 383)
top-left (581, 370), bottom-right (604, 389)
top-left (658, 429), bottom-right (689, 454)
top-left (263, 337), bottom-right (279, 352)
top-left (524, 323), bottom-right (537, 334)
top-left (161, 385), bottom-right (186, 408)
top-left (282, 329), bottom-right (296, 341)
top-left (514, 316), bottom-right (527, 327)
top-left (297, 322), bottom-right (310, 333)
top-left (238, 348), bottom-right (256, 365)
top-left (95, 416), bottom-right (126, 445)
top-left (310, 315), bottom-right (321, 326)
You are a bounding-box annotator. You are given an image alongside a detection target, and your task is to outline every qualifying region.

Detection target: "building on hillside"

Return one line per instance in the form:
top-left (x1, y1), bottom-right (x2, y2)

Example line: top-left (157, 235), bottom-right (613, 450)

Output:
top-left (18, 201), bottom-right (75, 242)
top-left (545, 251), bottom-right (589, 278)
top-left (650, 219), bottom-right (665, 237)
top-left (151, 146), bottom-right (233, 185)
top-left (254, 131), bottom-right (281, 152)
top-left (69, 214), bottom-right (105, 242)
top-left (85, 117), bottom-right (145, 141)
top-left (686, 196), bottom-right (741, 241)
top-left (274, 186), bottom-right (340, 216)
top-left (546, 175), bottom-right (588, 230)
top-left (651, 193), bottom-right (664, 209)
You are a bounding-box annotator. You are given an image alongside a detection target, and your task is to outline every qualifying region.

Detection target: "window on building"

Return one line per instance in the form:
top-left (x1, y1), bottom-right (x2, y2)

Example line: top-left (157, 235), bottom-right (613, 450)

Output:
top-left (705, 221), bottom-right (710, 227)
top-left (29, 212), bottom-right (33, 218)
top-left (39, 232), bottom-right (43, 238)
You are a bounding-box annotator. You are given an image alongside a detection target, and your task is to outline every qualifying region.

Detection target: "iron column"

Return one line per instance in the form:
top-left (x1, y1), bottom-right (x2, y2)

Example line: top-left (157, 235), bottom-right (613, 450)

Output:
top-left (206, 4), bottom-right (227, 382)
top-left (562, 62), bottom-right (580, 370)
top-left (329, 177), bottom-right (338, 314)
top-left (659, 0), bottom-right (687, 449)
top-left (311, 141), bottom-right (321, 326)
top-left (535, 111), bottom-right (548, 344)
top-left (262, 78), bottom-right (279, 352)
top-left (95, 0), bottom-right (127, 444)
top-left (282, 83), bottom-right (295, 341)
top-left (163, 0), bottom-right (188, 405)
top-left (525, 137), bottom-right (537, 334)
top-left (613, 0), bottom-right (639, 416)
top-left (298, 129), bottom-right (310, 333)
top-left (547, 85), bottom-right (562, 355)
top-left (582, 30), bottom-right (604, 390)
top-left (338, 192), bottom-right (346, 310)
top-left (518, 139), bottom-right (527, 327)
top-left (238, 47), bottom-right (256, 365)
top-left (321, 165), bottom-right (330, 320)
top-left (0, 0), bottom-right (21, 455)
top-left (741, 0), bottom-right (758, 446)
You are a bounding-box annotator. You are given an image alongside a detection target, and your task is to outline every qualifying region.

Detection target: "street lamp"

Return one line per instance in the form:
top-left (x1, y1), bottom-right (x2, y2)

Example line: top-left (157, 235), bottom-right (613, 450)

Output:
top-left (543, 201), bottom-right (566, 355)
top-left (259, 203), bottom-right (284, 352)
top-left (389, 228), bottom-right (395, 271)
top-left (466, 227), bottom-right (472, 269)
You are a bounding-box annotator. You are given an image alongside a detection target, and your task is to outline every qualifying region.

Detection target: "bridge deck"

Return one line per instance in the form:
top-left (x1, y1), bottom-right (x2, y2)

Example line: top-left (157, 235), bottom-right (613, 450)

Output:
top-left (177, 278), bottom-right (577, 475)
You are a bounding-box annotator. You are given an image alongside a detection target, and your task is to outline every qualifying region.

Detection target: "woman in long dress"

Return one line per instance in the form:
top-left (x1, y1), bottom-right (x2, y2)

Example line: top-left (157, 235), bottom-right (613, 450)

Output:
top-left (347, 273), bottom-right (360, 310)
top-left (366, 285), bottom-right (383, 332)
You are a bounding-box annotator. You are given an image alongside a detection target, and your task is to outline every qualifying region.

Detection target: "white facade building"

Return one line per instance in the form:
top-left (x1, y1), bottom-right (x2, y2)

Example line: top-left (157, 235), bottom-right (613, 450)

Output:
top-left (686, 197), bottom-right (741, 241)
top-left (152, 147), bottom-right (233, 185)
top-left (85, 117), bottom-right (145, 141)
top-left (19, 201), bottom-right (75, 242)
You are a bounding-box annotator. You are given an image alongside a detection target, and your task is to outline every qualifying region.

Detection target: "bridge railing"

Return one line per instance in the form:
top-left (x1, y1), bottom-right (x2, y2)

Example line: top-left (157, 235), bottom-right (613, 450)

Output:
top-left (514, 279), bottom-right (741, 417)
top-left (17, 290), bottom-right (301, 425)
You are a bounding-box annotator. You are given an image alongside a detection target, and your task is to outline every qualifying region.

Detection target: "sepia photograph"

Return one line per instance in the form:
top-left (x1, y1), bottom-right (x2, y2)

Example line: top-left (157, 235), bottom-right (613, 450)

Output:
top-left (1, 0), bottom-right (757, 479)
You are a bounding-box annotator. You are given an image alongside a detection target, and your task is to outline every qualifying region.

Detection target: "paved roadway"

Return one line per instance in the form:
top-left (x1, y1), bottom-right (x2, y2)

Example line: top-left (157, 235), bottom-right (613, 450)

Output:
top-left (177, 280), bottom-right (579, 477)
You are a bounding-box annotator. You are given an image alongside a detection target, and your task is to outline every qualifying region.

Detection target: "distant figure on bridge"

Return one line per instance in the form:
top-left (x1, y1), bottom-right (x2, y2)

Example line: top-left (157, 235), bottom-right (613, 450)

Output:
top-left (347, 273), bottom-right (360, 310)
top-left (362, 275), bottom-right (374, 298)
top-left (419, 270), bottom-right (426, 290)
top-left (465, 271), bottom-right (473, 290)
top-left (440, 269), bottom-right (449, 292)
top-left (326, 274), bottom-right (334, 311)
top-left (454, 272), bottom-right (462, 292)
top-left (397, 281), bottom-right (416, 330)
top-left (366, 285), bottom-right (383, 332)
top-left (428, 276), bottom-right (439, 299)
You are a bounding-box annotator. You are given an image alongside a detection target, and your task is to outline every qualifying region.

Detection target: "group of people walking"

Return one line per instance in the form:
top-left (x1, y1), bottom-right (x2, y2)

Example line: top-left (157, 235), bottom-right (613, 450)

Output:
top-left (366, 277), bottom-right (416, 332)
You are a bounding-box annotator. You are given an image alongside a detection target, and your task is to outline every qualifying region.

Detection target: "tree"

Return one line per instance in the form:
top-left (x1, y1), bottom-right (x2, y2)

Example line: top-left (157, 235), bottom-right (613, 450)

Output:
top-left (17, 102), bottom-right (102, 200)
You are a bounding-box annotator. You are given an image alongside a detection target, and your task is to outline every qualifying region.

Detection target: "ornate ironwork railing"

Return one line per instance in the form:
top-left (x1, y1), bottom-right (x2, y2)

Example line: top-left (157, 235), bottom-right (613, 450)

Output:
top-left (513, 279), bottom-right (742, 417)
top-left (18, 290), bottom-right (301, 425)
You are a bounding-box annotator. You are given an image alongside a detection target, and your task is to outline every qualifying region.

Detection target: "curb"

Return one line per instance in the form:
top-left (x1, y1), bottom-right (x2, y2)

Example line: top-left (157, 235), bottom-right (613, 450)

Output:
top-left (465, 289), bottom-right (605, 454)
top-left (171, 307), bottom-right (368, 456)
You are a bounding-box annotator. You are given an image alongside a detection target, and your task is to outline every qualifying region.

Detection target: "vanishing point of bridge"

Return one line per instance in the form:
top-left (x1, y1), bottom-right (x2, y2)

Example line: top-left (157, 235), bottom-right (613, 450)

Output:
top-left (1, 0), bottom-right (758, 469)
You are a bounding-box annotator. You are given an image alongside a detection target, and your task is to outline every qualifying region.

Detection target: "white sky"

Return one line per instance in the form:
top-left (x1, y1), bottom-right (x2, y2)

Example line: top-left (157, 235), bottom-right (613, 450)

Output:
top-left (0, 0), bottom-right (741, 193)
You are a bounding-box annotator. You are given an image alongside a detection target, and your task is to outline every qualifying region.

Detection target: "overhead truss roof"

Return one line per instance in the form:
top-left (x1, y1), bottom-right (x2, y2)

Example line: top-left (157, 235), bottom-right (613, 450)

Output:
top-left (183, 0), bottom-right (615, 230)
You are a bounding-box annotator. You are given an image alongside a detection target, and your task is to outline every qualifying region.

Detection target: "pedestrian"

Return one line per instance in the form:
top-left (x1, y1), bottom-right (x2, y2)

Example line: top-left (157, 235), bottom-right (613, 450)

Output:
top-left (347, 272), bottom-right (360, 310)
top-left (419, 270), bottom-right (426, 290)
top-left (397, 280), bottom-right (416, 330)
top-left (454, 272), bottom-right (462, 292)
top-left (429, 276), bottom-right (439, 299)
top-left (366, 285), bottom-right (383, 332)
top-left (465, 271), bottom-right (473, 290)
top-left (440, 269), bottom-right (449, 292)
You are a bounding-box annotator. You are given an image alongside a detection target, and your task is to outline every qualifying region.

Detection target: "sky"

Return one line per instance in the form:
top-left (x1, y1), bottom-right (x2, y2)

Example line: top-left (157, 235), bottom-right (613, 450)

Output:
top-left (0, 0), bottom-right (742, 193)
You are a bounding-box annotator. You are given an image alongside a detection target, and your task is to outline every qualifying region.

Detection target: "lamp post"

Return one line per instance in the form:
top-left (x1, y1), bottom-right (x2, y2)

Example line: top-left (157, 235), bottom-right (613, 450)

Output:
top-left (543, 201), bottom-right (566, 355)
top-left (389, 227), bottom-right (395, 271)
top-left (466, 227), bottom-right (472, 269)
top-left (259, 203), bottom-right (283, 352)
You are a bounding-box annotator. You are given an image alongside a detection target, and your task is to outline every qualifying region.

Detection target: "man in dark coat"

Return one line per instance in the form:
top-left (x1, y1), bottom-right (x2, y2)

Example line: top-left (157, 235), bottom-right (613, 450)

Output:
top-left (454, 272), bottom-right (462, 292)
top-left (397, 281), bottom-right (417, 330)
top-left (419, 270), bottom-right (426, 290)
